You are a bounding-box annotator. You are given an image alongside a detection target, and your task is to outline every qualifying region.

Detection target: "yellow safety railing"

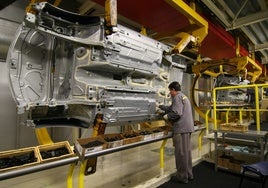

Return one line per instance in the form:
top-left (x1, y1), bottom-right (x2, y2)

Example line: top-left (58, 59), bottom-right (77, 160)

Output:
top-left (213, 83), bottom-right (268, 131)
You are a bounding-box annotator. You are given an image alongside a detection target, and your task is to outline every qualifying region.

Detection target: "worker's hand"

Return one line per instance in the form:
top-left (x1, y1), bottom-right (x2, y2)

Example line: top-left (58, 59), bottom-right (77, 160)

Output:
top-left (163, 114), bottom-right (168, 121)
top-left (155, 102), bottom-right (159, 107)
top-left (155, 107), bottom-right (164, 115)
top-left (158, 105), bottom-right (165, 110)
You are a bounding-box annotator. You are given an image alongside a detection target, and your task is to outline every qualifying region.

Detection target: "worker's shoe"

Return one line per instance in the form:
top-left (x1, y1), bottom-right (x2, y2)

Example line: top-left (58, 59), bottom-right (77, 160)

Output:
top-left (188, 177), bottom-right (194, 181)
top-left (170, 176), bottom-right (188, 184)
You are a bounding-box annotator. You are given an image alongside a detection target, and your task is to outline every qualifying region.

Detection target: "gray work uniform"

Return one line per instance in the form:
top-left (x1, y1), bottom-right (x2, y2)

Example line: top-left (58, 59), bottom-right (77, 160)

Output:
top-left (160, 92), bottom-right (194, 183)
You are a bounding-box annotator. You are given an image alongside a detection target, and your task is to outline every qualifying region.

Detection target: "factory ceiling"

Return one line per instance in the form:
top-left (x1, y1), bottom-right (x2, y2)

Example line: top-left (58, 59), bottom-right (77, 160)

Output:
top-left (89, 0), bottom-right (268, 65)
top-left (201, 0), bottom-right (268, 64)
top-left (1, 0), bottom-right (268, 66)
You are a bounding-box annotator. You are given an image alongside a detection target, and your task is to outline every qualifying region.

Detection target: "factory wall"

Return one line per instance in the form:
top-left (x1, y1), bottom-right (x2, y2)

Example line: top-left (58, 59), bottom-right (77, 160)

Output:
top-left (0, 1), bottom-right (37, 150)
top-left (0, 61), bottom-right (38, 150)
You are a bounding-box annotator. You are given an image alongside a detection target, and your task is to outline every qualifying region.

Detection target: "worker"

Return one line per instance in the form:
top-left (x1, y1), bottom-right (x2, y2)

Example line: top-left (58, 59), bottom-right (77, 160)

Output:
top-left (158, 81), bottom-right (194, 184)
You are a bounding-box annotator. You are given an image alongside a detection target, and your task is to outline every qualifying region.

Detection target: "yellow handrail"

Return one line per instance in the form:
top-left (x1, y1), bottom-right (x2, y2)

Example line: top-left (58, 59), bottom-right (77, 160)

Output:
top-left (213, 83), bottom-right (268, 131)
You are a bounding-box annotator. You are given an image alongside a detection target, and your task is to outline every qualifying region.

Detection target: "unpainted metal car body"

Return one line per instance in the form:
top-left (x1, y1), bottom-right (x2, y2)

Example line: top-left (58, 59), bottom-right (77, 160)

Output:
top-left (7, 3), bottom-right (186, 128)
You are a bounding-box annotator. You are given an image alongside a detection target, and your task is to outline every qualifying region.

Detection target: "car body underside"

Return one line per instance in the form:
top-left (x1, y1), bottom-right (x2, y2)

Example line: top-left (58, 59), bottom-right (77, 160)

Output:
top-left (7, 2), bottom-right (186, 128)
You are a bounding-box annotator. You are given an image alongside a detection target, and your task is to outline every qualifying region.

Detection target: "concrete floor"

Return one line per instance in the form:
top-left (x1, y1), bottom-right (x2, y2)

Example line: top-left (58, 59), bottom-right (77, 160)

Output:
top-left (0, 130), bottom-right (206, 188)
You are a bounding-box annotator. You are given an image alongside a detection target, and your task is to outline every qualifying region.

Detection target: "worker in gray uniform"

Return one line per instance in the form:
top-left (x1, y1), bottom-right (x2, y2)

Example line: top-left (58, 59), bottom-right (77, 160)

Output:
top-left (159, 81), bottom-right (194, 184)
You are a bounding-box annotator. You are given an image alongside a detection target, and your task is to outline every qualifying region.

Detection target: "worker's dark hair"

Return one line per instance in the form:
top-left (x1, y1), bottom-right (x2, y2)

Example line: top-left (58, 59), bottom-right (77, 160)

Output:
top-left (168, 81), bottom-right (181, 91)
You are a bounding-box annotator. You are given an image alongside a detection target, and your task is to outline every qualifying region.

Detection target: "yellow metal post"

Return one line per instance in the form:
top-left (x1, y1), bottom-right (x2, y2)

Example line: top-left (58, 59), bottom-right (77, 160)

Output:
top-left (255, 85), bottom-right (260, 131)
top-left (92, 124), bottom-right (99, 137)
top-left (67, 163), bottom-right (75, 188)
top-left (160, 139), bottom-right (168, 176)
top-left (239, 108), bottom-right (244, 123)
top-left (213, 89), bottom-right (217, 130)
top-left (236, 37), bottom-right (241, 57)
top-left (140, 26), bottom-right (147, 36)
top-left (105, 0), bottom-right (117, 27)
top-left (35, 128), bottom-right (53, 145)
top-left (198, 129), bottom-right (205, 157)
top-left (226, 107), bottom-right (231, 124)
top-left (79, 161), bottom-right (87, 188)
top-left (205, 109), bottom-right (210, 135)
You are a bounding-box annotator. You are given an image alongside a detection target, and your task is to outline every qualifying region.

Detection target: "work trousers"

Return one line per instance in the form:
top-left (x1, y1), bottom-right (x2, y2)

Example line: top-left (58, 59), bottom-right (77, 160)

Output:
top-left (173, 133), bottom-right (193, 182)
